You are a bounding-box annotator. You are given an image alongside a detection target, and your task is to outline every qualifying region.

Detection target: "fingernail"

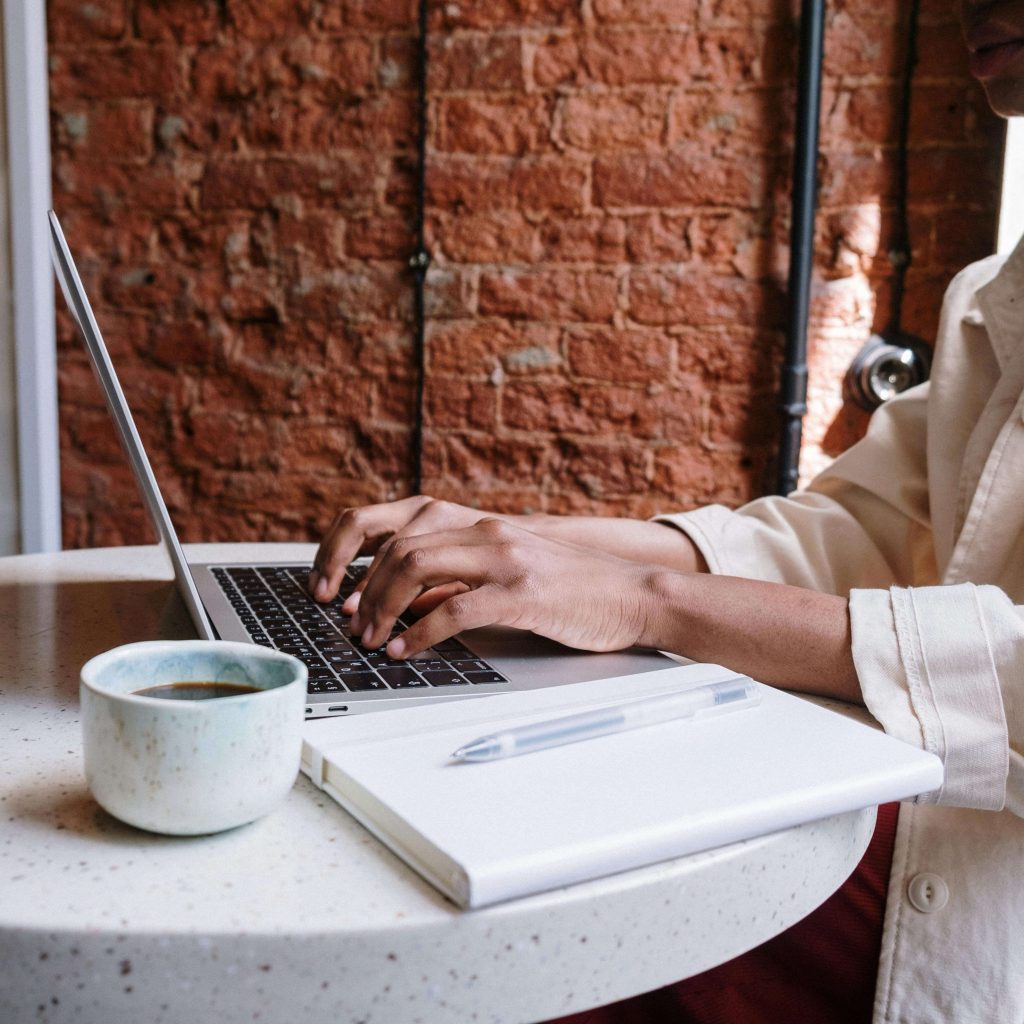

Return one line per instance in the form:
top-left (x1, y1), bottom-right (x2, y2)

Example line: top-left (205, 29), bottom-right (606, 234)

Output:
top-left (315, 579), bottom-right (330, 600)
top-left (361, 624), bottom-right (374, 647)
top-left (387, 637), bottom-right (406, 659)
top-left (344, 590), bottom-right (362, 611)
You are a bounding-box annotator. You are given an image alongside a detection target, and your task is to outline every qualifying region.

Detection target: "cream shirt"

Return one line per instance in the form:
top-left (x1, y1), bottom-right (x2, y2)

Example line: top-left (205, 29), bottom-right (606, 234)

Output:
top-left (658, 234), bottom-right (1024, 1024)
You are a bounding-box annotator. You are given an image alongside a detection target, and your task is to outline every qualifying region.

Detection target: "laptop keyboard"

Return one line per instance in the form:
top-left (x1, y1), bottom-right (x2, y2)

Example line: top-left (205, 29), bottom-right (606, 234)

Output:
top-left (211, 565), bottom-right (509, 697)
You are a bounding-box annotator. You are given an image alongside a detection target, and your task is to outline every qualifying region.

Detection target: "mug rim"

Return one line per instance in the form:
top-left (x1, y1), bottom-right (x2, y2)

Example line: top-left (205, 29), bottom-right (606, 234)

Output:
top-left (80, 639), bottom-right (307, 707)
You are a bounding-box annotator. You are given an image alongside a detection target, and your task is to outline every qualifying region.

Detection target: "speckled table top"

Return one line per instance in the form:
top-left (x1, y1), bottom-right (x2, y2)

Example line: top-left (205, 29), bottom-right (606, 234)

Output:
top-left (0, 544), bottom-right (875, 1024)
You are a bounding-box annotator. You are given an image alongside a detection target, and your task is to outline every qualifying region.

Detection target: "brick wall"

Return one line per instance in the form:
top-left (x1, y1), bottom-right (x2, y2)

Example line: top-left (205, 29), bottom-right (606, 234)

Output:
top-left (48, 0), bottom-right (1004, 548)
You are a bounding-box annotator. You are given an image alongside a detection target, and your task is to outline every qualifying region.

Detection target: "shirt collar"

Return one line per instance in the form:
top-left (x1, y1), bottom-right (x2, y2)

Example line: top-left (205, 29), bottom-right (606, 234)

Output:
top-left (975, 232), bottom-right (1024, 371)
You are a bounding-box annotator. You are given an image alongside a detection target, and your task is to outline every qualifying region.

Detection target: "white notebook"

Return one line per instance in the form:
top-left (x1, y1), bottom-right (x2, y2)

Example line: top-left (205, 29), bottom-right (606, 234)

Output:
top-left (301, 663), bottom-right (943, 909)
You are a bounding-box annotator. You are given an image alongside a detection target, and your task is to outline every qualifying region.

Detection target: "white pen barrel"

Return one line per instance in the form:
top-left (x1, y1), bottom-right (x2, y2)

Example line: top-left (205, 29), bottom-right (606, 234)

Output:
top-left (503, 709), bottom-right (629, 754)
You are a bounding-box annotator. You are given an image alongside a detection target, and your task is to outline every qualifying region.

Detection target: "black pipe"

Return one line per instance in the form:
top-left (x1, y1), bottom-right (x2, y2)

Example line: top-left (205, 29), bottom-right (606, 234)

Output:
top-left (409, 0), bottom-right (430, 496)
top-left (775, 0), bottom-right (825, 496)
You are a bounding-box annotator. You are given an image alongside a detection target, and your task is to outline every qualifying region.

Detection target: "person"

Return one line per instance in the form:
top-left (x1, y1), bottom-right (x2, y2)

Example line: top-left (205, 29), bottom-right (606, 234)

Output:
top-left (307, 2), bottom-right (1024, 1021)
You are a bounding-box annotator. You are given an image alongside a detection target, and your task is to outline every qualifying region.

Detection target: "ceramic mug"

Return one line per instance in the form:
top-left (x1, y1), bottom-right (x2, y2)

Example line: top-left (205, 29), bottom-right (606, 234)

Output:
top-left (80, 640), bottom-right (307, 835)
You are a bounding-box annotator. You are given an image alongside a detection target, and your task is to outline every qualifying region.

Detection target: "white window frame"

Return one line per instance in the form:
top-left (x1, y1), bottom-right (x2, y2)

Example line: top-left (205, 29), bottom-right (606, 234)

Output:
top-left (998, 118), bottom-right (1024, 255)
top-left (3, 0), bottom-right (60, 552)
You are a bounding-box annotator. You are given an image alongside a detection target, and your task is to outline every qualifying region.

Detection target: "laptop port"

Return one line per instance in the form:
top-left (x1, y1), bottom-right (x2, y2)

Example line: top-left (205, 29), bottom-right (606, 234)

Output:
top-left (305, 707), bottom-right (313, 715)
top-left (328, 705), bottom-right (349, 713)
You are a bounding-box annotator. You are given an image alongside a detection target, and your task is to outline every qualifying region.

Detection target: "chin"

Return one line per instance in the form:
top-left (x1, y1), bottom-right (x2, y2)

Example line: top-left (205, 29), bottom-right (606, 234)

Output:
top-left (981, 80), bottom-right (1024, 116)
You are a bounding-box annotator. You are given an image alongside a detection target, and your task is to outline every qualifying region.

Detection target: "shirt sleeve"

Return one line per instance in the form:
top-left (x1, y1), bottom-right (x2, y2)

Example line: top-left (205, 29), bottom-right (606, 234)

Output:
top-left (653, 379), bottom-right (1018, 814)
top-left (654, 378), bottom-right (933, 595)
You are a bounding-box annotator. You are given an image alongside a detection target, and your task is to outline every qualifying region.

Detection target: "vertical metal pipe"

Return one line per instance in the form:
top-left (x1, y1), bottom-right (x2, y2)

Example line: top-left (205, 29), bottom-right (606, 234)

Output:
top-left (775, 0), bottom-right (825, 496)
top-left (409, 0), bottom-right (430, 496)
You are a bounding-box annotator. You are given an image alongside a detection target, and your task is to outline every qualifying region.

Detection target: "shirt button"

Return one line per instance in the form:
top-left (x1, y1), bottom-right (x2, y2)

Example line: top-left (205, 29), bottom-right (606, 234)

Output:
top-left (907, 873), bottom-right (949, 913)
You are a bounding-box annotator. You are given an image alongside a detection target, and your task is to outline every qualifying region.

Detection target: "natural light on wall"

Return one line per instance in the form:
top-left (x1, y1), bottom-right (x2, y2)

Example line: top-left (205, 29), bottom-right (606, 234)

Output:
top-left (999, 119), bottom-right (1024, 254)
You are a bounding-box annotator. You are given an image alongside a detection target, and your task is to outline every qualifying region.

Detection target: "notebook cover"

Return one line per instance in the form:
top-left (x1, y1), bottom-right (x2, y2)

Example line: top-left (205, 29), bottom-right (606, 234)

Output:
top-left (302, 664), bottom-right (943, 908)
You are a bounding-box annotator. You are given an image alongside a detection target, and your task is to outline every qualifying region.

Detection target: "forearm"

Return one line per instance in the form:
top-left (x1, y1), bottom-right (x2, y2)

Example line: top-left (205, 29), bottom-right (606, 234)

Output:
top-left (640, 570), bottom-right (862, 703)
top-left (520, 515), bottom-right (708, 573)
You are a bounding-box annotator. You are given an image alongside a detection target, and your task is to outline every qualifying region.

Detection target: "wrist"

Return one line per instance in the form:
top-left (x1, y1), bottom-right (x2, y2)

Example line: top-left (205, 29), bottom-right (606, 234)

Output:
top-left (636, 568), bottom-right (699, 654)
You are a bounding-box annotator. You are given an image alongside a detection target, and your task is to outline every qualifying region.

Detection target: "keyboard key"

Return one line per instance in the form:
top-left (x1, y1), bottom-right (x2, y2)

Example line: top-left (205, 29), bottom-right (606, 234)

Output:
top-left (421, 671), bottom-right (468, 687)
top-left (378, 667), bottom-right (427, 689)
top-left (465, 671), bottom-right (509, 684)
top-left (449, 660), bottom-right (489, 674)
top-left (339, 671), bottom-right (386, 691)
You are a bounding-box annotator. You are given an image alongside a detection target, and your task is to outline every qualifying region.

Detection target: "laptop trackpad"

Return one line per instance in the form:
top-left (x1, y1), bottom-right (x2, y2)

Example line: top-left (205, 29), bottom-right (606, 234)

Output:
top-left (457, 626), bottom-right (676, 690)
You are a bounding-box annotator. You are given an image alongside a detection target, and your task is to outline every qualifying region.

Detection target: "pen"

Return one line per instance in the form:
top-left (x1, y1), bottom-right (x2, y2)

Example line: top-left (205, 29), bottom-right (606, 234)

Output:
top-left (449, 676), bottom-right (761, 763)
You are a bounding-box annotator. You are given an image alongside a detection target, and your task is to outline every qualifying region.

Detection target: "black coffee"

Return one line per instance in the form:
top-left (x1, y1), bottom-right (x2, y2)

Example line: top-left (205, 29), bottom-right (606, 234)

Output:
top-left (134, 681), bottom-right (262, 700)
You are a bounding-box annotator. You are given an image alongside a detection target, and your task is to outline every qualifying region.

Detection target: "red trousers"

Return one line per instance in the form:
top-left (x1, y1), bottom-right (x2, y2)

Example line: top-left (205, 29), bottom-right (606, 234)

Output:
top-left (548, 802), bottom-right (900, 1024)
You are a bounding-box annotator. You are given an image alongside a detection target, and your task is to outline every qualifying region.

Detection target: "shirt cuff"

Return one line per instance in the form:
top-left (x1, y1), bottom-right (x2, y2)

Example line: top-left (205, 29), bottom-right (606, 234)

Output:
top-left (850, 583), bottom-right (1009, 810)
top-left (651, 505), bottom-right (742, 578)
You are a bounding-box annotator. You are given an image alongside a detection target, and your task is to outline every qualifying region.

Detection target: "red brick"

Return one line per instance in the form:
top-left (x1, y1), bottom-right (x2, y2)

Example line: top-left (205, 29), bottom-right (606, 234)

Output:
top-left (669, 88), bottom-right (787, 152)
top-left (426, 380), bottom-right (497, 430)
top-left (135, 0), bottom-right (221, 43)
top-left (56, 102), bottom-right (154, 164)
top-left (431, 0), bottom-right (580, 30)
top-left (430, 212), bottom-right (539, 264)
top-left (427, 156), bottom-right (588, 214)
top-left (426, 321), bottom-right (561, 377)
top-left (200, 156), bottom-right (379, 211)
top-left (245, 94), bottom-right (414, 153)
top-left (445, 434), bottom-right (553, 487)
top-left (287, 265), bottom-right (411, 321)
top-left (933, 206), bottom-right (1000, 268)
top-left (48, 0), bottom-right (127, 42)
top-left (914, 21), bottom-right (972, 79)
top-left (342, 0), bottom-right (417, 29)
top-left (146, 322), bottom-right (218, 369)
top-left (907, 146), bottom-right (1002, 204)
top-left (479, 269), bottom-right (620, 323)
top-left (424, 267), bottom-right (478, 319)
top-left (558, 92), bottom-right (667, 151)
top-left (624, 213), bottom-right (692, 263)
top-left (345, 216), bottom-right (415, 260)
top-left (537, 216), bottom-right (627, 264)
top-left (534, 30), bottom-right (696, 87)
top-left (430, 35), bottom-right (526, 91)
top-left (58, 161), bottom-right (197, 216)
top-left (593, 0), bottom-right (696, 22)
top-left (49, 45), bottom-right (180, 100)
top-left (675, 327), bottom-right (782, 388)
top-left (594, 150), bottom-right (764, 208)
top-left (436, 96), bottom-right (554, 156)
top-left (629, 269), bottom-right (780, 326)
top-left (503, 381), bottom-right (701, 441)
top-left (566, 326), bottom-right (672, 382)
top-left (226, 0), bottom-right (317, 40)
top-left (550, 440), bottom-right (651, 497)
top-left (690, 28), bottom-right (786, 85)
top-left (705, 388), bottom-right (779, 447)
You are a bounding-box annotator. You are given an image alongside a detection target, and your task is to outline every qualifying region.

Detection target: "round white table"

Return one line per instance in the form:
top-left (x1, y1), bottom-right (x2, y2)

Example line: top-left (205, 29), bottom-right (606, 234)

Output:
top-left (0, 544), bottom-right (876, 1024)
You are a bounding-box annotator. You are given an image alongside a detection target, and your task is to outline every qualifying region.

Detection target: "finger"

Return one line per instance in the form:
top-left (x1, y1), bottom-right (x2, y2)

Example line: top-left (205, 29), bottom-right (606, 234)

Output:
top-left (355, 499), bottom-right (474, 596)
top-left (351, 581), bottom-right (468, 633)
top-left (358, 539), bottom-right (499, 648)
top-left (408, 582), bottom-right (470, 616)
top-left (387, 586), bottom-right (506, 660)
top-left (311, 496), bottom-right (430, 601)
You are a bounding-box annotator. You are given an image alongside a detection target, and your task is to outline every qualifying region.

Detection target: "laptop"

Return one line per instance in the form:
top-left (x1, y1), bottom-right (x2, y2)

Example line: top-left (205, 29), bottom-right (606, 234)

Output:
top-left (48, 210), bottom-right (675, 718)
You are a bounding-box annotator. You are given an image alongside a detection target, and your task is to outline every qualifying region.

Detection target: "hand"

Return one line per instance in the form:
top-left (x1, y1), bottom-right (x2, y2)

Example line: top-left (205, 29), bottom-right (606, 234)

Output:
top-left (349, 518), bottom-right (657, 659)
top-left (309, 496), bottom-right (508, 605)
